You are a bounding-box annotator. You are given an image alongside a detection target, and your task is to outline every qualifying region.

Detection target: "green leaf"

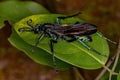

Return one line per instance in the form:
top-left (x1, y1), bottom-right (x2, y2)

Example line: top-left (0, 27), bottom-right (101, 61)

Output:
top-left (0, 1), bottom-right (49, 27)
top-left (10, 14), bottom-right (109, 69)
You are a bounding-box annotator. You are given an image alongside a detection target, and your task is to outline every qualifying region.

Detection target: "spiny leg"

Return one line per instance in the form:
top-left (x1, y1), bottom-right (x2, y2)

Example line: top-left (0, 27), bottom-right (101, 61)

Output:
top-left (56, 12), bottom-right (81, 25)
top-left (96, 32), bottom-right (117, 45)
top-left (79, 36), bottom-right (92, 42)
top-left (50, 39), bottom-right (58, 73)
top-left (32, 32), bottom-right (44, 52)
top-left (62, 35), bottom-right (107, 57)
top-left (75, 36), bottom-right (108, 57)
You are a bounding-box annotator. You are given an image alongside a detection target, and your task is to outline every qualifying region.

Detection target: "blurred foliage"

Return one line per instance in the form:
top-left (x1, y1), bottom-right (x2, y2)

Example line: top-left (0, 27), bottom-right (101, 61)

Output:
top-left (0, 0), bottom-right (49, 27)
top-left (0, 0), bottom-right (120, 80)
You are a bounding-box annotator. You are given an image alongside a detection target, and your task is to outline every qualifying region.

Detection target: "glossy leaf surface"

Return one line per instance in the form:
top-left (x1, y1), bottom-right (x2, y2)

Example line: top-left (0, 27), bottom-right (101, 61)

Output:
top-left (9, 14), bottom-right (109, 69)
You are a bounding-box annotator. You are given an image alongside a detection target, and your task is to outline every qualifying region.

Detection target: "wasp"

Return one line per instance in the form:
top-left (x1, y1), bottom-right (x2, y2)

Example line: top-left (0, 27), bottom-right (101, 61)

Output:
top-left (18, 12), bottom-right (117, 71)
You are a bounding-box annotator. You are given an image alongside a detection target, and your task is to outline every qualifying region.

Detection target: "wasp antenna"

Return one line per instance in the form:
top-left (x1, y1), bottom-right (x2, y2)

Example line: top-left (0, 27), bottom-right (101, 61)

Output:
top-left (96, 32), bottom-right (117, 45)
top-left (27, 19), bottom-right (34, 28)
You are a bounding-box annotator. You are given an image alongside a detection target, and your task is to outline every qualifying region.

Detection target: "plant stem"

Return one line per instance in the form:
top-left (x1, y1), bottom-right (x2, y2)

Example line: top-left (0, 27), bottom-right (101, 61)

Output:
top-left (109, 39), bottom-right (120, 80)
top-left (73, 67), bottom-right (85, 80)
top-left (95, 39), bottom-right (120, 80)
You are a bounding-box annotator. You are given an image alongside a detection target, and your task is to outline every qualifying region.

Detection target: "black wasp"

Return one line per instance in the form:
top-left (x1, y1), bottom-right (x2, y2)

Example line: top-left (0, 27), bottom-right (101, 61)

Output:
top-left (18, 12), bottom-right (117, 71)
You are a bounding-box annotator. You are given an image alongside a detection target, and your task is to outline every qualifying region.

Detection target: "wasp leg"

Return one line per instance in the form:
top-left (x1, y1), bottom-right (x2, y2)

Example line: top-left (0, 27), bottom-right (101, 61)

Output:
top-left (96, 32), bottom-right (117, 45)
top-left (76, 36), bottom-right (107, 57)
top-left (32, 32), bottom-right (44, 52)
top-left (50, 39), bottom-right (59, 73)
top-left (79, 36), bottom-right (92, 42)
top-left (56, 12), bottom-right (81, 25)
top-left (58, 12), bottom-right (81, 20)
top-left (86, 36), bottom-right (92, 42)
